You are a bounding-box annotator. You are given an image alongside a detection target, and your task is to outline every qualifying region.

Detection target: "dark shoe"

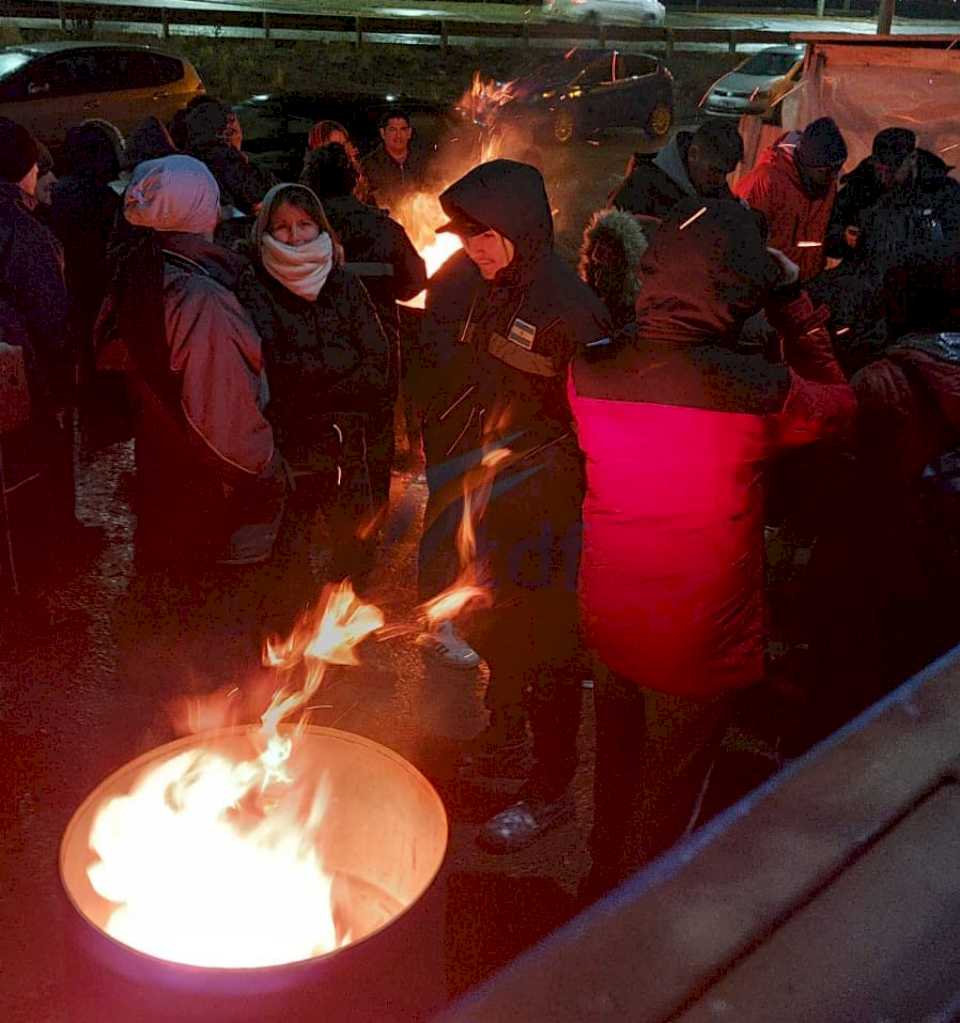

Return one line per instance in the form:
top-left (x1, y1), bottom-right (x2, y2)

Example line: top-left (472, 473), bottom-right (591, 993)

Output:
top-left (476, 793), bottom-right (574, 854)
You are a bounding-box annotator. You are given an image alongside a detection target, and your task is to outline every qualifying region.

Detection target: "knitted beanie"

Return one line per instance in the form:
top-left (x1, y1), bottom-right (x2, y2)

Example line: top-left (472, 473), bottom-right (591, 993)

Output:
top-left (0, 117), bottom-right (39, 183)
top-left (796, 117), bottom-right (847, 170)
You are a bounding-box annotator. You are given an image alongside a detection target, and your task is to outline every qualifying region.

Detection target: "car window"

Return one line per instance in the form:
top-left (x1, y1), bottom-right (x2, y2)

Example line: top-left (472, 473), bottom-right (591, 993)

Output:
top-left (0, 51), bottom-right (31, 82)
top-left (617, 54), bottom-right (659, 80)
top-left (151, 54), bottom-right (184, 87)
top-left (122, 51), bottom-right (183, 89)
top-left (739, 51), bottom-right (802, 78)
top-left (577, 56), bottom-right (615, 87)
top-left (24, 50), bottom-right (123, 98)
top-left (0, 52), bottom-right (32, 101)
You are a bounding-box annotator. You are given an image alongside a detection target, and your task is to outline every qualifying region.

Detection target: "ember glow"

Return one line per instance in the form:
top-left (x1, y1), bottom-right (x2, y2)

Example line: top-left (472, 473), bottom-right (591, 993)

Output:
top-left (395, 192), bottom-right (463, 310)
top-left (86, 582), bottom-right (385, 968)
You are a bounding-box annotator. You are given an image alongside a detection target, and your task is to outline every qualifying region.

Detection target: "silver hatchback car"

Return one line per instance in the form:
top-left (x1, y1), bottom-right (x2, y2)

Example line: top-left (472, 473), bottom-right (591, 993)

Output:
top-left (701, 45), bottom-right (804, 121)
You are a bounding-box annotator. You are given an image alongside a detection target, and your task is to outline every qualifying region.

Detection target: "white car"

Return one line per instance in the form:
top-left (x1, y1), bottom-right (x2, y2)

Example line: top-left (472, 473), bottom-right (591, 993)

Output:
top-left (701, 45), bottom-right (805, 121)
top-left (544, 0), bottom-right (666, 26)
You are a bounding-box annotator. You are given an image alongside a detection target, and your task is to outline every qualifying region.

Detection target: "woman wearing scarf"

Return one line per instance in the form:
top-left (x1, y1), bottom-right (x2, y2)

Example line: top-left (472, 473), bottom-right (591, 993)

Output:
top-left (238, 183), bottom-right (389, 606)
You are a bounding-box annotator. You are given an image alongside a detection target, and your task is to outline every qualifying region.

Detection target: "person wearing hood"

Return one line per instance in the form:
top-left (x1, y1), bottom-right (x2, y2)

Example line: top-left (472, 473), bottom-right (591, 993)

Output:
top-left (415, 159), bottom-right (611, 852)
top-left (185, 99), bottom-right (276, 218)
top-left (735, 116), bottom-right (848, 282)
top-left (578, 207), bottom-right (653, 327)
top-left (237, 183), bottom-right (389, 605)
top-left (0, 117), bottom-right (75, 581)
top-left (609, 119), bottom-right (743, 219)
top-left (103, 154), bottom-right (286, 568)
top-left (301, 143), bottom-right (426, 517)
top-left (568, 198), bottom-right (856, 896)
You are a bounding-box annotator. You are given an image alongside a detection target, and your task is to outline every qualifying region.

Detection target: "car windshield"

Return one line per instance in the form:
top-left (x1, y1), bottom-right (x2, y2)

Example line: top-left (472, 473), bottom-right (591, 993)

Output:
top-left (739, 51), bottom-right (800, 77)
top-left (0, 52), bottom-right (31, 81)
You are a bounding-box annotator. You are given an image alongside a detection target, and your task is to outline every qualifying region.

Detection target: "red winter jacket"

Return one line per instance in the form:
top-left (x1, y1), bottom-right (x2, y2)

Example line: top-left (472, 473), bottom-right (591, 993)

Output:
top-left (568, 200), bottom-right (855, 697)
top-left (735, 133), bottom-right (838, 283)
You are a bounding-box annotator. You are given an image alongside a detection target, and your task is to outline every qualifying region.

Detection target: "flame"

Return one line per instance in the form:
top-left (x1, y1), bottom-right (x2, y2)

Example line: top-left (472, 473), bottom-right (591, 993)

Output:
top-left (87, 582), bottom-right (384, 968)
top-left (395, 192), bottom-right (463, 310)
top-left (418, 446), bottom-right (511, 627)
top-left (456, 71), bottom-right (518, 128)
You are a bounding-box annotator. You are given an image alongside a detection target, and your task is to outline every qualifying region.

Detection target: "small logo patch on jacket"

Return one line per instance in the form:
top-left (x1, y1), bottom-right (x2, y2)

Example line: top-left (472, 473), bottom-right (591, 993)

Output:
top-left (507, 318), bottom-right (537, 350)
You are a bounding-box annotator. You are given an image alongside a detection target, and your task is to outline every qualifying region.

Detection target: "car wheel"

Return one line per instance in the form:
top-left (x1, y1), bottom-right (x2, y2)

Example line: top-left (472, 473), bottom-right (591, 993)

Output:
top-left (647, 103), bottom-right (672, 140)
top-left (552, 107), bottom-right (575, 145)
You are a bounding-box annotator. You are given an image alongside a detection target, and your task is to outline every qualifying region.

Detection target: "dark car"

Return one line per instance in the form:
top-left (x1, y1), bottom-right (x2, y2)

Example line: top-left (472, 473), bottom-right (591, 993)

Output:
top-left (0, 42), bottom-right (203, 152)
top-left (473, 49), bottom-right (674, 145)
top-left (233, 91), bottom-right (460, 182)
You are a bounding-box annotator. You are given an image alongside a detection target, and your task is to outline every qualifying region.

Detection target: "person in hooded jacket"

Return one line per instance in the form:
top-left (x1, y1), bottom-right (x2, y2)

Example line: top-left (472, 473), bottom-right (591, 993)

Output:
top-left (104, 154), bottom-right (286, 570)
top-left (301, 143), bottom-right (426, 515)
top-left (578, 207), bottom-right (652, 328)
top-left (416, 159), bottom-right (612, 853)
top-left (568, 198), bottom-right (856, 896)
top-left (238, 183), bottom-right (389, 607)
top-left (735, 116), bottom-right (848, 282)
top-left (609, 119), bottom-right (743, 219)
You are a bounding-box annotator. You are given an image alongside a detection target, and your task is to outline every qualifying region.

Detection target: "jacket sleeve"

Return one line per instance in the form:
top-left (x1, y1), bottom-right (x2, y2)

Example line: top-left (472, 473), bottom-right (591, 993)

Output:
top-left (765, 290), bottom-right (856, 448)
top-left (166, 275), bottom-right (276, 478)
top-left (736, 165), bottom-right (796, 257)
top-left (7, 218), bottom-right (69, 367)
top-left (322, 273), bottom-right (390, 410)
top-left (390, 222), bottom-right (427, 303)
top-left (222, 150), bottom-right (277, 215)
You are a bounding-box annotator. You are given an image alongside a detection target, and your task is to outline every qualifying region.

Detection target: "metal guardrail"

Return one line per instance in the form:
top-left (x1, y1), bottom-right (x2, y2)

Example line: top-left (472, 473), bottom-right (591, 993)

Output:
top-left (7, 2), bottom-right (794, 54)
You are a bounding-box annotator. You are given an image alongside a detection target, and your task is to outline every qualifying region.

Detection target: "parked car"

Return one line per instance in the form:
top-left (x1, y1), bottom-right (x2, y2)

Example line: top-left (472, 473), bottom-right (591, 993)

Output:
top-left (234, 91), bottom-right (459, 181)
top-left (700, 45), bottom-right (804, 122)
top-left (0, 42), bottom-right (203, 155)
top-left (478, 49), bottom-right (674, 145)
top-left (545, 0), bottom-right (665, 24)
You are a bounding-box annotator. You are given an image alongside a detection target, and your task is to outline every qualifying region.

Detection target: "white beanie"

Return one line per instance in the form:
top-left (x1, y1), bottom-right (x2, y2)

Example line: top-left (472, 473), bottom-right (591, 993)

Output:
top-left (124, 154), bottom-right (220, 234)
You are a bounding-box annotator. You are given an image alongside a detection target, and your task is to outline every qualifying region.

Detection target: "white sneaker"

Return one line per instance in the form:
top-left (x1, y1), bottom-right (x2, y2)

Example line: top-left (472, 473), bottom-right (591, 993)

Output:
top-left (416, 620), bottom-right (482, 669)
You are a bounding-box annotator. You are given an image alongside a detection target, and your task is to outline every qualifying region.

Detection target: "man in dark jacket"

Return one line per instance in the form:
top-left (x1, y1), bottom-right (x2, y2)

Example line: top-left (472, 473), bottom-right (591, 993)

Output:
top-left (609, 119), bottom-right (743, 219)
top-left (362, 110), bottom-right (429, 213)
top-left (301, 142), bottom-right (426, 512)
top-left (826, 127), bottom-right (913, 261)
top-left (568, 199), bottom-right (856, 896)
top-left (416, 159), bottom-right (611, 853)
top-left (185, 100), bottom-right (276, 217)
top-left (0, 117), bottom-right (75, 580)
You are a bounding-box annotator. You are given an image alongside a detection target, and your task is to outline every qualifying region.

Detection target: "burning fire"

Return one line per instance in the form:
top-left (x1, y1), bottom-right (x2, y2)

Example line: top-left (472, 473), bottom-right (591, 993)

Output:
top-left (395, 192), bottom-right (463, 310)
top-left (86, 582), bottom-right (385, 968)
top-left (456, 71), bottom-right (518, 129)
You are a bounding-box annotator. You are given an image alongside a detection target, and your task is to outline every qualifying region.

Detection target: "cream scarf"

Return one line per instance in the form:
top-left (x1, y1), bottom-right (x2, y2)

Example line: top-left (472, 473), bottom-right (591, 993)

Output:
top-left (261, 231), bottom-right (333, 301)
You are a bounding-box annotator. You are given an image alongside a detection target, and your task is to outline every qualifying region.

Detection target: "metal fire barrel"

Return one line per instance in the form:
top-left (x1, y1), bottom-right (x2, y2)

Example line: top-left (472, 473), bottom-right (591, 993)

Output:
top-left (60, 725), bottom-right (448, 1023)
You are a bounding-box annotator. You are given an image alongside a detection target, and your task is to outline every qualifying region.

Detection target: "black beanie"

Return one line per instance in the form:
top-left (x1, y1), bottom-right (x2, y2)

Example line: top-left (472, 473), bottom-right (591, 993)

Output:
top-left (796, 117), bottom-right (847, 170)
top-left (873, 127), bottom-right (916, 169)
top-left (0, 117), bottom-right (39, 183)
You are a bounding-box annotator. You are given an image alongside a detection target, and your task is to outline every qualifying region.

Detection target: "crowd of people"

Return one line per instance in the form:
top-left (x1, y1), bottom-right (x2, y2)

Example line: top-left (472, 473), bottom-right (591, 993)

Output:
top-left (4, 90), bottom-right (960, 900)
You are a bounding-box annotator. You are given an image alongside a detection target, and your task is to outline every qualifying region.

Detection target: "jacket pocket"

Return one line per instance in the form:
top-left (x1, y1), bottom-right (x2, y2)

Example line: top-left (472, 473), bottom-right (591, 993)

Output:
top-left (488, 332), bottom-right (556, 378)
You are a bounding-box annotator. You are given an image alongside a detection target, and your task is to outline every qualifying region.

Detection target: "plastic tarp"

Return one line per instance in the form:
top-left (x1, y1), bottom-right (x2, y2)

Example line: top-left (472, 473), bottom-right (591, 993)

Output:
top-left (777, 41), bottom-right (960, 174)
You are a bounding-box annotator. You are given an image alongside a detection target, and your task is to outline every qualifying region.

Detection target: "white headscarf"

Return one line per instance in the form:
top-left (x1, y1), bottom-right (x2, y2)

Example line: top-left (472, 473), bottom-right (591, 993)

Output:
top-left (124, 154), bottom-right (220, 235)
